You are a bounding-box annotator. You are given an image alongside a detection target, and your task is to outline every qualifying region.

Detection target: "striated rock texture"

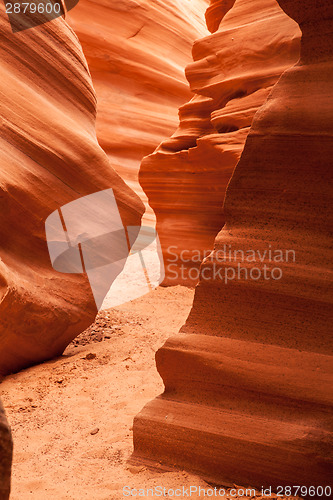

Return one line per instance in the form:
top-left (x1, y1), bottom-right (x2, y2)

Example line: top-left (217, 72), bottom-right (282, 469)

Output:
top-left (67, 0), bottom-right (209, 223)
top-left (0, 399), bottom-right (12, 500)
top-left (133, 0), bottom-right (333, 489)
top-left (140, 0), bottom-right (301, 285)
top-left (0, 5), bottom-right (144, 376)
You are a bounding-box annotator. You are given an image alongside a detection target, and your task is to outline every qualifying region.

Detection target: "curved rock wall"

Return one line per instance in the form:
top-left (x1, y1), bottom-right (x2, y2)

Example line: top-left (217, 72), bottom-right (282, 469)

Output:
top-left (140, 0), bottom-right (300, 284)
top-left (67, 0), bottom-right (209, 224)
top-left (0, 399), bottom-right (12, 500)
top-left (133, 0), bottom-right (333, 488)
top-left (0, 5), bottom-right (144, 376)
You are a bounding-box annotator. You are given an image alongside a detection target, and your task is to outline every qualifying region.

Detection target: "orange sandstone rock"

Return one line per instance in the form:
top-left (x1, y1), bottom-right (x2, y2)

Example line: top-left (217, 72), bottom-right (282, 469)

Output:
top-left (67, 0), bottom-right (209, 223)
top-left (140, 0), bottom-right (300, 284)
top-left (133, 0), bottom-right (333, 488)
top-left (0, 399), bottom-right (12, 500)
top-left (0, 5), bottom-right (144, 376)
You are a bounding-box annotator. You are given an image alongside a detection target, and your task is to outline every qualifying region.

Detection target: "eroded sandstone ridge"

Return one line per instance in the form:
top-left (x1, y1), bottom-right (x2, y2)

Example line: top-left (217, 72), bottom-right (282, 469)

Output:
top-left (140, 0), bottom-right (301, 284)
top-left (67, 0), bottom-right (209, 223)
top-left (133, 0), bottom-right (333, 488)
top-left (0, 5), bottom-right (144, 376)
top-left (0, 399), bottom-right (12, 500)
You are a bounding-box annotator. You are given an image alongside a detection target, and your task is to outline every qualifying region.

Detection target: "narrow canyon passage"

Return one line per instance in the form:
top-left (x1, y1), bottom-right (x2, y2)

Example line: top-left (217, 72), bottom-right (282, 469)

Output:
top-left (0, 0), bottom-right (332, 497)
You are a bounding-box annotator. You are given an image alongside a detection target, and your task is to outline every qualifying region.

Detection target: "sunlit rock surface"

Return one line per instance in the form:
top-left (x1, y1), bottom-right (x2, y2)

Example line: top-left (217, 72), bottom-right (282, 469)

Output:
top-left (0, 5), bottom-right (143, 376)
top-left (140, 0), bottom-right (300, 284)
top-left (133, 0), bottom-right (333, 488)
top-left (67, 0), bottom-right (209, 224)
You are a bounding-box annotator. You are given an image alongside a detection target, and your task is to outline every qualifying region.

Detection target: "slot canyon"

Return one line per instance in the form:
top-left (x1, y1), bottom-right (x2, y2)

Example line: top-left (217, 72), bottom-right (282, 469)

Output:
top-left (0, 0), bottom-right (332, 498)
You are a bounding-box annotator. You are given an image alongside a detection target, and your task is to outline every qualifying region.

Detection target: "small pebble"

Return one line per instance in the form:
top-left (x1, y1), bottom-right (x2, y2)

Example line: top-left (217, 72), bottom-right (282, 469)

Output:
top-left (85, 353), bottom-right (96, 360)
top-left (127, 465), bottom-right (146, 474)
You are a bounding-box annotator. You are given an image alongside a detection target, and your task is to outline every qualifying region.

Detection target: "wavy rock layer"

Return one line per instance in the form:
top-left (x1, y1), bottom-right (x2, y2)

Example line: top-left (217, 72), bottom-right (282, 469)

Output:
top-left (140, 0), bottom-right (300, 284)
top-left (133, 0), bottom-right (333, 488)
top-left (0, 5), bottom-right (143, 376)
top-left (0, 399), bottom-right (12, 499)
top-left (67, 0), bottom-right (209, 223)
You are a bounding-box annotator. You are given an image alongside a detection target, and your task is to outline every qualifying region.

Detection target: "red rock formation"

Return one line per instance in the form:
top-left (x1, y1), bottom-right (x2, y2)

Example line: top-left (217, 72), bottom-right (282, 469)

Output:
top-left (0, 399), bottom-right (12, 500)
top-left (66, 0), bottom-right (209, 223)
top-left (0, 5), bottom-right (144, 376)
top-left (140, 0), bottom-right (300, 284)
top-left (133, 0), bottom-right (333, 489)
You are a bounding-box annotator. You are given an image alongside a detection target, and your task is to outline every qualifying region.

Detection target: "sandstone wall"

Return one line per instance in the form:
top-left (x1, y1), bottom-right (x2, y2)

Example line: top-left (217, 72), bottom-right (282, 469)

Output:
top-left (140, 0), bottom-right (301, 284)
top-left (132, 0), bottom-right (333, 488)
top-left (0, 5), bottom-right (143, 376)
top-left (67, 0), bottom-right (209, 224)
top-left (0, 399), bottom-right (12, 500)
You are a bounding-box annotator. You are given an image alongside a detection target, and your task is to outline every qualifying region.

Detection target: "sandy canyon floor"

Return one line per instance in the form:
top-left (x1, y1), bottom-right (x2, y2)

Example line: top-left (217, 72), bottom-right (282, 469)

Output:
top-left (1, 286), bottom-right (298, 499)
